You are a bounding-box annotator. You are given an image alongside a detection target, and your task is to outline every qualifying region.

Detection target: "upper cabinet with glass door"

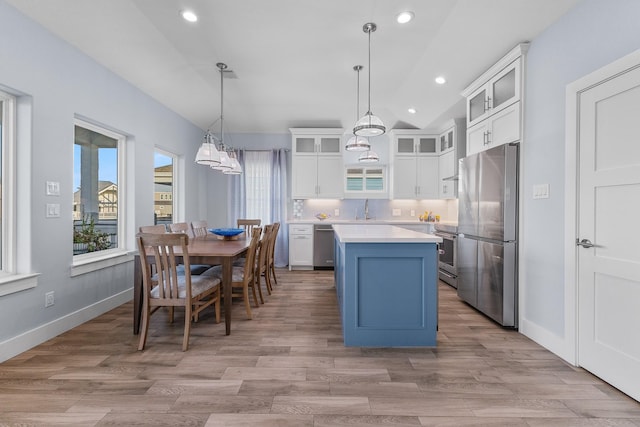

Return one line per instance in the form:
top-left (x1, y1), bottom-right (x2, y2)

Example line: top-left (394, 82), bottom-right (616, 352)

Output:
top-left (463, 43), bottom-right (528, 129)
top-left (292, 130), bottom-right (342, 155)
top-left (391, 130), bottom-right (438, 156)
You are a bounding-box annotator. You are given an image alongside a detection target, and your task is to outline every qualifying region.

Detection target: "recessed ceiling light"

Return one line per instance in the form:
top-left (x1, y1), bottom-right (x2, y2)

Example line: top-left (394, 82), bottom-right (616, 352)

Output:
top-left (396, 11), bottom-right (414, 24)
top-left (181, 10), bottom-right (198, 23)
top-left (435, 76), bottom-right (446, 85)
top-left (408, 108), bottom-right (417, 114)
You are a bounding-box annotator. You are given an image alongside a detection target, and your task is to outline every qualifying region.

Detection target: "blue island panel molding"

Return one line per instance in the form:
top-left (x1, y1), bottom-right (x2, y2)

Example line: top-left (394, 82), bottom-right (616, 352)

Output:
top-left (336, 241), bottom-right (438, 347)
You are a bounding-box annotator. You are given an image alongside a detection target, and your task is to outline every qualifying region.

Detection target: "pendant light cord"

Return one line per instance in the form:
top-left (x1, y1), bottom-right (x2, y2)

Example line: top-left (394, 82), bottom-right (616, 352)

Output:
top-left (217, 62), bottom-right (227, 148)
top-left (367, 28), bottom-right (371, 114)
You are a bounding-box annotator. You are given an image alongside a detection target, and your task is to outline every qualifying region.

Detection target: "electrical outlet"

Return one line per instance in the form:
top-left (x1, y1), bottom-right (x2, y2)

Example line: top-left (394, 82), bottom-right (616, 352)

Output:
top-left (45, 291), bottom-right (54, 308)
top-left (334, 209), bottom-right (340, 217)
top-left (410, 209), bottom-right (416, 217)
top-left (392, 209), bottom-right (401, 217)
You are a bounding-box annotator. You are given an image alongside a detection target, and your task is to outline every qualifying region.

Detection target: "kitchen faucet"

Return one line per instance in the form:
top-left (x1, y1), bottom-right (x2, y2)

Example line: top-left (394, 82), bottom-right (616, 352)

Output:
top-left (364, 199), bottom-right (370, 220)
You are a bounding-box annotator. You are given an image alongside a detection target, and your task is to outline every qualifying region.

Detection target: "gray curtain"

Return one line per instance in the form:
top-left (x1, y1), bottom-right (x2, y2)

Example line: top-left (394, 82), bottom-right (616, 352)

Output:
top-left (270, 149), bottom-right (289, 267)
top-left (227, 149), bottom-right (246, 227)
top-left (228, 148), bottom-right (288, 267)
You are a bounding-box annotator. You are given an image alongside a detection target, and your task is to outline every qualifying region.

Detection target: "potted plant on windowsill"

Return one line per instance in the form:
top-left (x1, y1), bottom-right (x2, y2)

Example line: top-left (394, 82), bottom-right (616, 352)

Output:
top-left (73, 215), bottom-right (111, 253)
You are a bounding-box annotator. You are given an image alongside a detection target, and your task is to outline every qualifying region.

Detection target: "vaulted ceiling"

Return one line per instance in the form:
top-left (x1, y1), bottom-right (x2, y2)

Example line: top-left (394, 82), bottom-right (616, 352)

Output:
top-left (6, 0), bottom-right (581, 134)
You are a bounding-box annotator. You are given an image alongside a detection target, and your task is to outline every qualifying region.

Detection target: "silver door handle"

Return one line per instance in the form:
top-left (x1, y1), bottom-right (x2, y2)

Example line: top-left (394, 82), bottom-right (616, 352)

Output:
top-left (576, 238), bottom-right (595, 248)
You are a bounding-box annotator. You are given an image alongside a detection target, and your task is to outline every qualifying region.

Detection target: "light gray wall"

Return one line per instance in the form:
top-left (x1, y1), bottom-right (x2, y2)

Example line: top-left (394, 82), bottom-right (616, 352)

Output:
top-left (0, 1), bottom-right (210, 352)
top-left (522, 0), bottom-right (640, 341)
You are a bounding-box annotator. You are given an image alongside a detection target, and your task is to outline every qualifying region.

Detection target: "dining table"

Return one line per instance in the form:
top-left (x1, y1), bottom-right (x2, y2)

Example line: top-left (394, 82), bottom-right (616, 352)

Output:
top-left (133, 233), bottom-right (251, 336)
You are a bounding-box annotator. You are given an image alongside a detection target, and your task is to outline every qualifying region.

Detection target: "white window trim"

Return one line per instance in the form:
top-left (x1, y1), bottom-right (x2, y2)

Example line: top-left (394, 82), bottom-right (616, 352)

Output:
top-left (0, 89), bottom-right (38, 295)
top-left (71, 118), bottom-right (129, 275)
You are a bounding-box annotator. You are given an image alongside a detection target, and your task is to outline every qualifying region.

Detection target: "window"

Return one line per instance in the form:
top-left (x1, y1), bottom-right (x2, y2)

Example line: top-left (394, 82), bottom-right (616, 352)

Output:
top-left (345, 167), bottom-right (386, 194)
top-left (73, 120), bottom-right (125, 258)
top-left (245, 151), bottom-right (272, 224)
top-left (153, 150), bottom-right (176, 226)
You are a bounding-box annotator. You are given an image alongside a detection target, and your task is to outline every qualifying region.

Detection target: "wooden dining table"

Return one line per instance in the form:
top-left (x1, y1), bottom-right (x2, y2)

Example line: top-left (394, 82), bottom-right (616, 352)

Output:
top-left (133, 234), bottom-right (251, 336)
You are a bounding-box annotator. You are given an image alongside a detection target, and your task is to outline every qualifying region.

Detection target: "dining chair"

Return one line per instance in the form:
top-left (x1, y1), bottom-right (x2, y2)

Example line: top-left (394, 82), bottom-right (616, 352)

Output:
top-left (136, 232), bottom-right (221, 351)
top-left (169, 222), bottom-right (195, 238)
top-left (139, 224), bottom-right (167, 234)
top-left (169, 222), bottom-right (211, 274)
top-left (267, 222), bottom-right (280, 287)
top-left (191, 220), bottom-right (209, 237)
top-left (237, 219), bottom-right (261, 237)
top-left (254, 224), bottom-right (273, 301)
top-left (202, 227), bottom-right (262, 320)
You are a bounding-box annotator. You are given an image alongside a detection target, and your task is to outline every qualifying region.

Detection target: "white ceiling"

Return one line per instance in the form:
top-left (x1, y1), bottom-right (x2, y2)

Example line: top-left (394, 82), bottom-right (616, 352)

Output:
top-left (6, 0), bottom-right (580, 135)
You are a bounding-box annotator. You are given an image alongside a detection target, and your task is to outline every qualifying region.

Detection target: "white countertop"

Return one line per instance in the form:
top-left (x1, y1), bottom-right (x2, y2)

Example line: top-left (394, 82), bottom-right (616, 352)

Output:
top-left (288, 219), bottom-right (440, 226)
top-left (333, 224), bottom-right (442, 244)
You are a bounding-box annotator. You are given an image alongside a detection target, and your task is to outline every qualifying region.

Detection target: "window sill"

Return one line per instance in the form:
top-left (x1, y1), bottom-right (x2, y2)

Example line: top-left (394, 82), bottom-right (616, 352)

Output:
top-left (71, 250), bottom-right (134, 277)
top-left (0, 273), bottom-right (40, 297)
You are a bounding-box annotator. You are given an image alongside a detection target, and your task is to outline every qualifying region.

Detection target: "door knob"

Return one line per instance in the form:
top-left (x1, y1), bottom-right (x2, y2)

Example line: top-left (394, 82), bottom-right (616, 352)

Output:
top-left (576, 238), bottom-right (595, 248)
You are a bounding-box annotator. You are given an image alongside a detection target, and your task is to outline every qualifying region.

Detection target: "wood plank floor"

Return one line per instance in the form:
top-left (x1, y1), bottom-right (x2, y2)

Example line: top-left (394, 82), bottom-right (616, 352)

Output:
top-left (1, 269), bottom-right (639, 426)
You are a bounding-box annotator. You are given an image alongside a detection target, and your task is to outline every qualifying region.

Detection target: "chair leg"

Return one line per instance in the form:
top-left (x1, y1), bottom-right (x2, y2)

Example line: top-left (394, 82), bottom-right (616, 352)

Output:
top-left (254, 276), bottom-right (264, 305)
top-left (242, 285), bottom-right (253, 319)
top-left (264, 271), bottom-right (273, 295)
top-left (168, 307), bottom-right (174, 323)
top-left (182, 305), bottom-right (192, 351)
top-left (270, 264), bottom-right (278, 285)
top-left (214, 287), bottom-right (221, 324)
top-left (138, 301), bottom-right (150, 351)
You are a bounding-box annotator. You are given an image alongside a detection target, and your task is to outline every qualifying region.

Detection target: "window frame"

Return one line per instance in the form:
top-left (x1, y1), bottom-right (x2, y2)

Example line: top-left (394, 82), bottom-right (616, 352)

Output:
top-left (153, 148), bottom-right (179, 225)
top-left (71, 118), bottom-right (130, 275)
top-left (0, 89), bottom-right (39, 295)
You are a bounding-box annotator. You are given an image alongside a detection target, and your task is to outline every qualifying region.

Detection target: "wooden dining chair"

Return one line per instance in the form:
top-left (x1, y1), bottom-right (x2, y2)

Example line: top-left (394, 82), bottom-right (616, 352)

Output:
top-left (237, 219), bottom-right (261, 237)
top-left (169, 222), bottom-right (195, 238)
top-left (255, 224), bottom-right (274, 298)
top-left (254, 224), bottom-right (273, 301)
top-left (139, 224), bottom-right (167, 234)
top-left (202, 227), bottom-right (262, 319)
top-left (136, 232), bottom-right (221, 351)
top-left (191, 220), bottom-right (209, 237)
top-left (267, 222), bottom-right (280, 287)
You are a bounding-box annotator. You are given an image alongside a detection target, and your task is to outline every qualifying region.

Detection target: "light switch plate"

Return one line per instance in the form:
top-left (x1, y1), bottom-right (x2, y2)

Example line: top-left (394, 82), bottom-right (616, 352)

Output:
top-left (533, 184), bottom-right (550, 199)
top-left (46, 181), bottom-right (60, 196)
top-left (410, 209), bottom-right (416, 217)
top-left (392, 209), bottom-right (401, 217)
top-left (46, 203), bottom-right (60, 218)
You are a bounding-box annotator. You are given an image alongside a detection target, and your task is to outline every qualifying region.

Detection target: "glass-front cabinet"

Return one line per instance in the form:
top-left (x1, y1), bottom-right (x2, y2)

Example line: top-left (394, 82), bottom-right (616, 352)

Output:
top-left (465, 58), bottom-right (521, 128)
top-left (291, 128), bottom-right (344, 199)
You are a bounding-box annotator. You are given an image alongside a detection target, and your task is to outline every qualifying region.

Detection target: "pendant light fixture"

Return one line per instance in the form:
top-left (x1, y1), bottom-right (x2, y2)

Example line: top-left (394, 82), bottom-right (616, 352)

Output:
top-left (353, 22), bottom-right (386, 137)
top-left (196, 62), bottom-right (242, 174)
top-left (345, 65), bottom-right (371, 152)
top-left (358, 149), bottom-right (380, 163)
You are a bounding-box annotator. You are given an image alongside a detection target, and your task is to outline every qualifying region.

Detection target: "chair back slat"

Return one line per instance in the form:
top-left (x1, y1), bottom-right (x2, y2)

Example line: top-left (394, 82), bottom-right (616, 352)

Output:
top-left (139, 224), bottom-right (167, 234)
top-left (243, 227), bottom-right (262, 283)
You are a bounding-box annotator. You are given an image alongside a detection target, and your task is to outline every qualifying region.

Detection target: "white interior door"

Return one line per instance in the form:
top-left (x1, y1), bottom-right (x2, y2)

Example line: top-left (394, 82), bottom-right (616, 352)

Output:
top-left (577, 63), bottom-right (640, 401)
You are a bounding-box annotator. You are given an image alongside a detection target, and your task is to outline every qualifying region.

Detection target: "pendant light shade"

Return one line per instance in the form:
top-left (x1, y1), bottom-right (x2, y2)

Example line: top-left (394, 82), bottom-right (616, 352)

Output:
top-left (346, 65), bottom-right (371, 152)
top-left (195, 131), bottom-right (221, 165)
top-left (358, 149), bottom-right (380, 163)
top-left (353, 23), bottom-right (386, 137)
top-left (196, 62), bottom-right (242, 174)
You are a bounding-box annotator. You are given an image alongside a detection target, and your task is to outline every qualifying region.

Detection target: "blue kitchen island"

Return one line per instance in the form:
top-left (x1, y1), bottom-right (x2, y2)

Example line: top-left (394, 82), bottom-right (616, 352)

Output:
top-left (332, 224), bottom-right (442, 347)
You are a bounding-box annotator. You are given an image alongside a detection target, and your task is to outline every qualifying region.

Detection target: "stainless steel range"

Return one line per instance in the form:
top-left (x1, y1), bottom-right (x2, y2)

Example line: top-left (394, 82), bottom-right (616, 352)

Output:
top-left (434, 223), bottom-right (457, 288)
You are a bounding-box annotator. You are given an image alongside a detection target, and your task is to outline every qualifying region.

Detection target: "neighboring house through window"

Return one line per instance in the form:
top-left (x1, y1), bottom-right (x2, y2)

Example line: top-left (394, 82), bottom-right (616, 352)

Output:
top-left (73, 119), bottom-right (125, 258)
top-left (154, 150), bottom-right (176, 226)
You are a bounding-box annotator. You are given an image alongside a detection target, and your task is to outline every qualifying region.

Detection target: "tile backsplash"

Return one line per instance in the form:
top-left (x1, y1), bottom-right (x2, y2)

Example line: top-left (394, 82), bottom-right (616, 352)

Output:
top-left (293, 198), bottom-right (458, 222)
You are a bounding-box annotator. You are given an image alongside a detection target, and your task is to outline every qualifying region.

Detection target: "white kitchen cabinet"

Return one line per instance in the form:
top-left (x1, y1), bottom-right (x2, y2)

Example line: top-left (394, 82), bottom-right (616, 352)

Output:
top-left (289, 223), bottom-right (313, 270)
top-left (392, 130), bottom-right (438, 156)
top-left (466, 102), bottom-right (520, 156)
top-left (438, 118), bottom-right (466, 199)
top-left (291, 128), bottom-right (344, 199)
top-left (393, 156), bottom-right (439, 199)
top-left (462, 43), bottom-right (528, 156)
top-left (390, 130), bottom-right (439, 200)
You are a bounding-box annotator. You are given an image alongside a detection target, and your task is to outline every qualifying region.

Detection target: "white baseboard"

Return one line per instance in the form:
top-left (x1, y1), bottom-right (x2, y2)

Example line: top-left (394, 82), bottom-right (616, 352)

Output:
top-left (520, 317), bottom-right (576, 365)
top-left (0, 288), bottom-right (133, 363)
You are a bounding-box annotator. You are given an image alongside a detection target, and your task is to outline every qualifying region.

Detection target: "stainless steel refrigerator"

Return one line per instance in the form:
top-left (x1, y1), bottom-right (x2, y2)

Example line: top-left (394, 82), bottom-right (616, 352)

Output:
top-left (457, 143), bottom-right (518, 327)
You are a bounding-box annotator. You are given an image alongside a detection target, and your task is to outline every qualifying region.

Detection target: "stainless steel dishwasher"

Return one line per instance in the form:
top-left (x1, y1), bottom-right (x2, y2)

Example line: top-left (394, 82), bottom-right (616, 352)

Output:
top-left (313, 224), bottom-right (334, 269)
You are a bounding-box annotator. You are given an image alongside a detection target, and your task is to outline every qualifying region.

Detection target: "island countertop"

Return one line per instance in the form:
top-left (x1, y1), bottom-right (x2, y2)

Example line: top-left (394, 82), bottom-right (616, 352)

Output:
top-left (332, 224), bottom-right (442, 244)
